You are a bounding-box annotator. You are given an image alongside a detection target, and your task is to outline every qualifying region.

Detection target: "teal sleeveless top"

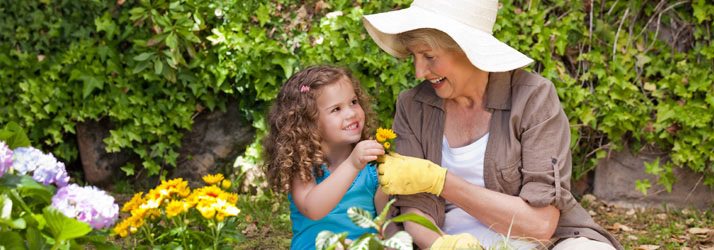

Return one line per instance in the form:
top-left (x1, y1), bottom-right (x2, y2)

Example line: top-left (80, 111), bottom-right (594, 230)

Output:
top-left (288, 163), bottom-right (379, 250)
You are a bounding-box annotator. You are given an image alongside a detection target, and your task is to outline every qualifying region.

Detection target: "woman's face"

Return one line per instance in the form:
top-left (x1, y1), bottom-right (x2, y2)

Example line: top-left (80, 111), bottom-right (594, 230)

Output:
top-left (407, 43), bottom-right (482, 100)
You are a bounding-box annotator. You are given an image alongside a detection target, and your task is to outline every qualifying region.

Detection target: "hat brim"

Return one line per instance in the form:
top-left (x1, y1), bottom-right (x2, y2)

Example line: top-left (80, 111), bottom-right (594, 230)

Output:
top-left (363, 6), bottom-right (533, 72)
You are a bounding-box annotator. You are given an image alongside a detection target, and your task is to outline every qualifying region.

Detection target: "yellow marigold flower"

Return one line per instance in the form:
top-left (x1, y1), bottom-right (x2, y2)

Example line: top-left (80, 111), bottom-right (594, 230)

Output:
top-left (221, 179), bottom-right (232, 189)
top-left (165, 200), bottom-right (188, 218)
top-left (383, 142), bottom-right (391, 150)
top-left (156, 178), bottom-right (191, 198)
top-left (146, 208), bottom-right (161, 219)
top-left (203, 173), bottom-right (224, 185)
top-left (113, 219), bottom-right (130, 237)
top-left (376, 128), bottom-right (397, 142)
top-left (216, 212), bottom-right (226, 222)
top-left (226, 193), bottom-right (238, 204)
top-left (121, 192), bottom-right (144, 212)
top-left (128, 214), bottom-right (145, 228)
top-left (197, 205), bottom-right (216, 219)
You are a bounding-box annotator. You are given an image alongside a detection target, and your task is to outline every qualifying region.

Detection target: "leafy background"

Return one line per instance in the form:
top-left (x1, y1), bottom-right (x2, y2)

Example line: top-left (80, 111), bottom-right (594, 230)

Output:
top-left (1, 0), bottom-right (713, 193)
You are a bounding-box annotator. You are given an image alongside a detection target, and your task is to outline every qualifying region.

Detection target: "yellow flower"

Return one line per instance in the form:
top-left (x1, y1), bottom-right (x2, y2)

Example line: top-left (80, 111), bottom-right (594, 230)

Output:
top-left (121, 192), bottom-right (144, 212)
top-left (376, 128), bottom-right (397, 142)
top-left (165, 200), bottom-right (188, 218)
top-left (202, 173), bottom-right (225, 185)
top-left (383, 142), bottom-right (391, 150)
top-left (221, 179), bottom-right (232, 189)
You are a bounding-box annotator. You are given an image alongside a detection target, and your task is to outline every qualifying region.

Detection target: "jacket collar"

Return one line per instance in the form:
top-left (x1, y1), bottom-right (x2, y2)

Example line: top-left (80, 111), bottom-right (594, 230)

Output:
top-left (412, 70), bottom-right (514, 111)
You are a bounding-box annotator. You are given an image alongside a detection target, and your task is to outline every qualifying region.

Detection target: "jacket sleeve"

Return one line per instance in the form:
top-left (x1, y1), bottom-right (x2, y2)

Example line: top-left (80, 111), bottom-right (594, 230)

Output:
top-left (518, 80), bottom-right (576, 211)
top-left (389, 91), bottom-right (446, 227)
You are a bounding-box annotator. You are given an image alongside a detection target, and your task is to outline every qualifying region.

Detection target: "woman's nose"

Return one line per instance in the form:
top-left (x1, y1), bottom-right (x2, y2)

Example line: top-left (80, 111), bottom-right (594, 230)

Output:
top-left (414, 57), bottom-right (428, 79)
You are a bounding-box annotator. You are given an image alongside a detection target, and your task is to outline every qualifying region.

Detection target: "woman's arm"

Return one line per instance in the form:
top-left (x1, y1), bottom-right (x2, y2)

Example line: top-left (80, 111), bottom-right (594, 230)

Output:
top-left (441, 174), bottom-right (559, 241)
top-left (401, 207), bottom-right (442, 249)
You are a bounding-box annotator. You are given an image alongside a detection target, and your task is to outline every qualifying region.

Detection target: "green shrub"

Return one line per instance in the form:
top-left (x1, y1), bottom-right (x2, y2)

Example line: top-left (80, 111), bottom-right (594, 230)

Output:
top-left (1, 0), bottom-right (712, 192)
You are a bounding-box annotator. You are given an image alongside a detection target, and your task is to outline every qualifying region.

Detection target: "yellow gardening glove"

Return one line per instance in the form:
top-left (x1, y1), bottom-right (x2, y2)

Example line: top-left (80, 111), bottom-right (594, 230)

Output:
top-left (430, 233), bottom-right (483, 250)
top-left (377, 153), bottom-right (447, 195)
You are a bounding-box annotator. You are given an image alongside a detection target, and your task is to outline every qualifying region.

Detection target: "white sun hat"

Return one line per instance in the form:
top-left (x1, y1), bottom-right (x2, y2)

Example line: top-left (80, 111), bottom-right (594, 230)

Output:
top-left (363, 0), bottom-right (533, 72)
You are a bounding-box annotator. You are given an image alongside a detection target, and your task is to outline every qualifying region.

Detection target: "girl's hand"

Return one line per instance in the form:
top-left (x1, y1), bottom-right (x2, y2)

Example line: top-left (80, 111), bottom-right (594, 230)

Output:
top-left (349, 140), bottom-right (385, 170)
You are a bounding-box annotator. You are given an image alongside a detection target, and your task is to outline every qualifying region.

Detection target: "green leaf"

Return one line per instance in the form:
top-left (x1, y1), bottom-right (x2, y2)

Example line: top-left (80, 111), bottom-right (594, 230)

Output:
top-left (390, 213), bottom-right (442, 235)
top-left (132, 52), bottom-right (155, 61)
top-left (348, 234), bottom-right (373, 250)
top-left (256, 4), bottom-right (270, 26)
top-left (347, 207), bottom-right (378, 229)
top-left (0, 122), bottom-right (31, 149)
top-left (635, 179), bottom-right (651, 196)
top-left (382, 231), bottom-right (413, 250)
top-left (166, 33), bottom-right (179, 50)
top-left (375, 198), bottom-right (396, 226)
top-left (315, 231), bottom-right (347, 250)
top-left (43, 207), bottom-right (92, 242)
top-left (81, 75), bottom-right (104, 98)
top-left (26, 227), bottom-right (48, 250)
top-left (0, 175), bottom-right (55, 205)
top-left (0, 231), bottom-right (25, 250)
top-left (120, 163), bottom-right (135, 176)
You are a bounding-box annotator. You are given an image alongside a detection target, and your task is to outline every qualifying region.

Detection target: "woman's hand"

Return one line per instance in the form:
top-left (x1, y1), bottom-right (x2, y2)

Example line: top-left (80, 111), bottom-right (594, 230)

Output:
top-left (377, 153), bottom-right (447, 195)
top-left (431, 233), bottom-right (483, 250)
top-left (348, 140), bottom-right (385, 170)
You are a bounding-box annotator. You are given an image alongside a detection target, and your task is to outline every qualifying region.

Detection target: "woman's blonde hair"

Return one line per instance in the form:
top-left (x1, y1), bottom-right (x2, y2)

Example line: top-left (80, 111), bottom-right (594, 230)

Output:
top-left (395, 28), bottom-right (463, 54)
top-left (262, 65), bottom-right (375, 193)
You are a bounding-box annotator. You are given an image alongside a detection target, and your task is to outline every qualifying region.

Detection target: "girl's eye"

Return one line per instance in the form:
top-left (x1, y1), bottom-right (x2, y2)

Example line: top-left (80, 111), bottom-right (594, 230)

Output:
top-left (331, 107), bottom-right (340, 113)
top-left (351, 99), bottom-right (359, 105)
top-left (424, 54), bottom-right (434, 60)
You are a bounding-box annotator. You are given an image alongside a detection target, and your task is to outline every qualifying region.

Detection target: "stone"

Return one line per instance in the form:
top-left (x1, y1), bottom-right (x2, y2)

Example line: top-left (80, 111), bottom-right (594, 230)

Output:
top-left (171, 99), bottom-right (255, 185)
top-left (593, 147), bottom-right (714, 209)
top-left (76, 118), bottom-right (136, 187)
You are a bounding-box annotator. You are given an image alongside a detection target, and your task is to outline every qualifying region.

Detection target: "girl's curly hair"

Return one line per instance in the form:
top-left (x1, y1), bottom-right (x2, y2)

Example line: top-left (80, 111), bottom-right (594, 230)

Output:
top-left (263, 65), bottom-right (376, 193)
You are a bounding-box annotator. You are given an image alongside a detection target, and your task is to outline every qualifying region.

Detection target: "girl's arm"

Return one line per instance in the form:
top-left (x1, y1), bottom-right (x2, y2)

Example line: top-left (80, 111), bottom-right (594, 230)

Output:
top-left (291, 140), bottom-right (384, 220)
top-left (373, 187), bottom-right (389, 215)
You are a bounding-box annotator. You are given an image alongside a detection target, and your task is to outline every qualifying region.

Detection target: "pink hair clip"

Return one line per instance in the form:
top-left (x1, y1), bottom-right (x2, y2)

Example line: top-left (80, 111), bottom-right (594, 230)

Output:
top-left (300, 84), bottom-right (310, 93)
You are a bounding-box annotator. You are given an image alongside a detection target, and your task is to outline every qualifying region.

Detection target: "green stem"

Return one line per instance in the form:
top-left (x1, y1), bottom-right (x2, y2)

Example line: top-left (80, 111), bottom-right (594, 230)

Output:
top-left (142, 224), bottom-right (155, 247)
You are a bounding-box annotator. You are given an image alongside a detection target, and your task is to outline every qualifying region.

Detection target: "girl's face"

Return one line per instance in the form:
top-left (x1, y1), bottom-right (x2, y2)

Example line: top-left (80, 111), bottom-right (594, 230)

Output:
top-left (315, 77), bottom-right (365, 148)
top-left (407, 42), bottom-right (482, 100)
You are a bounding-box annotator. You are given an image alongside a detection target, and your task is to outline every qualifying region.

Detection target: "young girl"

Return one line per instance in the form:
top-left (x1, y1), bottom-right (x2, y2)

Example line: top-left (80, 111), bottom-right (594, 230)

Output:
top-left (263, 65), bottom-right (388, 249)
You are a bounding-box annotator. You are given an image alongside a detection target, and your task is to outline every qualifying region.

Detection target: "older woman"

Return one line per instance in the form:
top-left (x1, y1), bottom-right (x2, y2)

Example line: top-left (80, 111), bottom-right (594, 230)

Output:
top-left (363, 0), bottom-right (622, 249)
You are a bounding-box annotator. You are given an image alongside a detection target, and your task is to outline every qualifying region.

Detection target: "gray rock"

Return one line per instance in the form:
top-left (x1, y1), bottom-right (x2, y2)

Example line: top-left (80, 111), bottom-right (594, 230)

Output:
top-left (172, 100), bottom-right (255, 185)
top-left (76, 118), bottom-right (136, 187)
top-left (593, 147), bottom-right (714, 209)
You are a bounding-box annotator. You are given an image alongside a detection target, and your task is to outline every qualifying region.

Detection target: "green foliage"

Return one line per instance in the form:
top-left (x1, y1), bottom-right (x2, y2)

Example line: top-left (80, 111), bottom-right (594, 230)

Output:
top-left (1, 0), bottom-right (713, 191)
top-left (0, 174), bottom-right (110, 250)
top-left (494, 0), bottom-right (714, 190)
top-left (0, 122), bottom-right (31, 150)
top-left (316, 199), bottom-right (444, 250)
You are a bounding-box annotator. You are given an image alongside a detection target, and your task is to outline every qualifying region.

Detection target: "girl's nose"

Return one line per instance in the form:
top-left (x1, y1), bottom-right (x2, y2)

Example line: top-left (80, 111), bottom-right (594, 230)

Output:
top-left (345, 106), bottom-right (357, 118)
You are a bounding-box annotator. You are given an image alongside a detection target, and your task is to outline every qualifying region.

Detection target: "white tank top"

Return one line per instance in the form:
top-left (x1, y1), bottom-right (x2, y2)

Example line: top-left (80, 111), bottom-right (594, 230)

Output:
top-left (441, 134), bottom-right (538, 249)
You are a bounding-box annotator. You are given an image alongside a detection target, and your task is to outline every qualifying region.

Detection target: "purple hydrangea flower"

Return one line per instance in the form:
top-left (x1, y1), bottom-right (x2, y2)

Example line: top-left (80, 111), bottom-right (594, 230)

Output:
top-left (51, 184), bottom-right (119, 229)
top-left (11, 147), bottom-right (44, 174)
top-left (12, 147), bottom-right (69, 187)
top-left (32, 156), bottom-right (70, 187)
top-left (0, 141), bottom-right (12, 177)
